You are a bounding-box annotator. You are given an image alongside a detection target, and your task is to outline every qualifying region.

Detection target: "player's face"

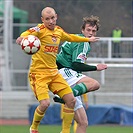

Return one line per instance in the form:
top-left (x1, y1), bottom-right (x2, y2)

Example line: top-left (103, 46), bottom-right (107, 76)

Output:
top-left (41, 12), bottom-right (57, 30)
top-left (82, 24), bottom-right (97, 38)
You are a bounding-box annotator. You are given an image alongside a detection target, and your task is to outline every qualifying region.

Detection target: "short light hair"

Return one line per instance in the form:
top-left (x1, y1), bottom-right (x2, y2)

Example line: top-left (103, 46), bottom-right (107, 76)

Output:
top-left (81, 15), bottom-right (100, 31)
top-left (41, 7), bottom-right (56, 17)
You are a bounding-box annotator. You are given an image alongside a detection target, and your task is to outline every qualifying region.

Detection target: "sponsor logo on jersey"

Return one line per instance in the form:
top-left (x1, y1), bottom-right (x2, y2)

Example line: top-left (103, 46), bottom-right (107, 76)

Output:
top-left (44, 44), bottom-right (58, 53)
top-left (77, 53), bottom-right (87, 63)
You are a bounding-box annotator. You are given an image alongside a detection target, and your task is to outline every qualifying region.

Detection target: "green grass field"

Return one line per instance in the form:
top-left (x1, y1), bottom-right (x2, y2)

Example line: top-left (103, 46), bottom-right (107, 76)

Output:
top-left (1, 125), bottom-right (133, 133)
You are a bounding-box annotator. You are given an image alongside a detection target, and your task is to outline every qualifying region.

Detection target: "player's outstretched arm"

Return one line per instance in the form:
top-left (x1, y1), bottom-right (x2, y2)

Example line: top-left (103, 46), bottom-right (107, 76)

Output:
top-left (72, 62), bottom-right (107, 72)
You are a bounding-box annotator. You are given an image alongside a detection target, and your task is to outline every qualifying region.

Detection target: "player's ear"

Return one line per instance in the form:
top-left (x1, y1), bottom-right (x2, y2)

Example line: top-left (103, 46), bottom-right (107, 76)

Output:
top-left (81, 29), bottom-right (84, 34)
top-left (55, 14), bottom-right (58, 20)
top-left (41, 16), bottom-right (44, 23)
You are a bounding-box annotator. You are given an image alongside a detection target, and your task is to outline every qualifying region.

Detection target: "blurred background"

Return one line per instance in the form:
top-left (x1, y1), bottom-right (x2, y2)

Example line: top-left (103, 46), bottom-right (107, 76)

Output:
top-left (0, 0), bottom-right (132, 126)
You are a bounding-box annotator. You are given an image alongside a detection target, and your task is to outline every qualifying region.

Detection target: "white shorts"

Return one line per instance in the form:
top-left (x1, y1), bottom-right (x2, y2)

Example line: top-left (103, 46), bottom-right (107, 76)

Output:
top-left (74, 96), bottom-right (83, 111)
top-left (59, 68), bottom-right (86, 111)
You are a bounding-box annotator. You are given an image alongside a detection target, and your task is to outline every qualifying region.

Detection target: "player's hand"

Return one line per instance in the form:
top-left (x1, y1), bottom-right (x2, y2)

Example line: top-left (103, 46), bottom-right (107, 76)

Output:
top-left (89, 36), bottom-right (100, 42)
top-left (16, 37), bottom-right (23, 45)
top-left (96, 64), bottom-right (107, 71)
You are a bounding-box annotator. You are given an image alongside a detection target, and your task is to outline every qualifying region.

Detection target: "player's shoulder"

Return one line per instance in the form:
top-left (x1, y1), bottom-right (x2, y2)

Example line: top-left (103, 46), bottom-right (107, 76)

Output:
top-left (55, 26), bottom-right (70, 35)
top-left (28, 23), bottom-right (45, 33)
top-left (37, 23), bottom-right (46, 30)
top-left (55, 25), bottom-right (64, 31)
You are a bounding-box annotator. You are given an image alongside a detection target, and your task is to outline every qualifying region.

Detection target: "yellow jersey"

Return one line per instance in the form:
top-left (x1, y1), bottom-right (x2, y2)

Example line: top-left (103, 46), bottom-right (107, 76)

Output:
top-left (20, 23), bottom-right (89, 73)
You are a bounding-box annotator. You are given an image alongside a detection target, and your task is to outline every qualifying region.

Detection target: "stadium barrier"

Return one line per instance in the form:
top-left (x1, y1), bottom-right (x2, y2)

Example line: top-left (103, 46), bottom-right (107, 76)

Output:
top-left (29, 104), bottom-right (133, 126)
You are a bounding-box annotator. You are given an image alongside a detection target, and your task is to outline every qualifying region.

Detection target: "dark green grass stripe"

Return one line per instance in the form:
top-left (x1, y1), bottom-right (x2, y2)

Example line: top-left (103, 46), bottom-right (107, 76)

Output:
top-left (1, 125), bottom-right (133, 133)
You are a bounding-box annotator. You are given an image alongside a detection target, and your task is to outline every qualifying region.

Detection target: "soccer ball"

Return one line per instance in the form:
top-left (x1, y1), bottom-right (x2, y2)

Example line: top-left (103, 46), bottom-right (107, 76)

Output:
top-left (21, 35), bottom-right (41, 55)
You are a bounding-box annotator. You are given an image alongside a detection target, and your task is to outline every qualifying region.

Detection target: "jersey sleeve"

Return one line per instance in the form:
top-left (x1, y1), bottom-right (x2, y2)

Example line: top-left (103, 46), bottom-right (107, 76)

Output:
top-left (72, 42), bottom-right (91, 64)
top-left (20, 24), bottom-right (41, 37)
top-left (71, 42), bottom-right (97, 72)
top-left (61, 31), bottom-right (89, 42)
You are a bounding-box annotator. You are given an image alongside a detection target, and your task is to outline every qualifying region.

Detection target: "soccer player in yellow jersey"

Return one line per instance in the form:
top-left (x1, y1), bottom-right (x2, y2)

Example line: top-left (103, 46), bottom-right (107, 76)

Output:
top-left (16, 7), bottom-right (99, 133)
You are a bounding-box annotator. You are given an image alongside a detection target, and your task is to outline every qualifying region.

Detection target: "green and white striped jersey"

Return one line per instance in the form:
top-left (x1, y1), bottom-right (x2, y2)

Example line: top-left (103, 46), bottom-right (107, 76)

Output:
top-left (57, 34), bottom-right (91, 69)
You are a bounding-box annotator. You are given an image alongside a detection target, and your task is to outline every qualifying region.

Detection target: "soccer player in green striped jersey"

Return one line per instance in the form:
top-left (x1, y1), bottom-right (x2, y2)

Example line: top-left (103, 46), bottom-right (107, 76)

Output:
top-left (54, 15), bottom-right (107, 133)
